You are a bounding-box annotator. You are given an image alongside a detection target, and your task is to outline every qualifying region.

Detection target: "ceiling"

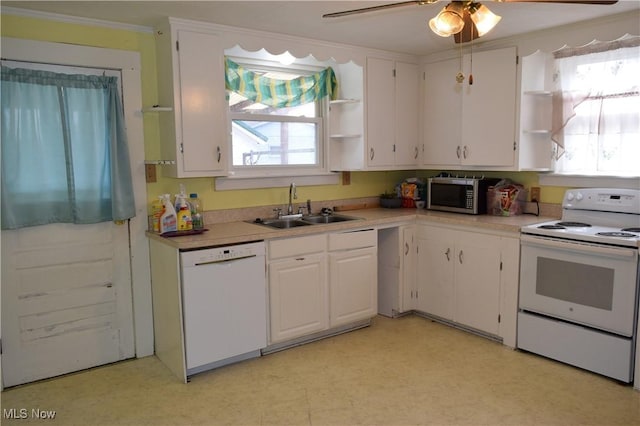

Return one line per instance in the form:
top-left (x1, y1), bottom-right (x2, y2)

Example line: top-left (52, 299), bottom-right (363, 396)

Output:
top-left (2, 1), bottom-right (639, 55)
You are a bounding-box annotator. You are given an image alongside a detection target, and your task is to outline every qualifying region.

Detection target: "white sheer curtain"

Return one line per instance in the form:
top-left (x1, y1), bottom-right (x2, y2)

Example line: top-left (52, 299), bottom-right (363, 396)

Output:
top-left (551, 37), bottom-right (640, 176)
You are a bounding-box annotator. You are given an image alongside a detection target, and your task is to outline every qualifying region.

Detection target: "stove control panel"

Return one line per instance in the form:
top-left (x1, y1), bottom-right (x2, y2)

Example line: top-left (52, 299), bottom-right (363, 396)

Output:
top-left (564, 188), bottom-right (640, 215)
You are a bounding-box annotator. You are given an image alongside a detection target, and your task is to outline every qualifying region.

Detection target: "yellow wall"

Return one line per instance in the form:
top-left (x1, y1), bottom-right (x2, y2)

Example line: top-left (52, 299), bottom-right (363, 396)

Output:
top-left (1, 13), bottom-right (567, 211)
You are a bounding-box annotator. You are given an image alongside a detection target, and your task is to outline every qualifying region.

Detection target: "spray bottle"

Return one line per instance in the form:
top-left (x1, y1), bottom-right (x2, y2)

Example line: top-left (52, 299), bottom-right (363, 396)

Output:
top-left (159, 194), bottom-right (177, 234)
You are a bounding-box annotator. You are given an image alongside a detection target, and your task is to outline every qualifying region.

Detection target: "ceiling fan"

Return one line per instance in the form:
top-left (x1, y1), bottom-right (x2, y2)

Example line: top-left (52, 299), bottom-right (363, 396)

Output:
top-left (322, 0), bottom-right (619, 44)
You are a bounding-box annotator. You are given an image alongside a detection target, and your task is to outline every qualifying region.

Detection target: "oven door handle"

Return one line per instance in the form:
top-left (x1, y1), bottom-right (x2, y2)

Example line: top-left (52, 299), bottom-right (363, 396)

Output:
top-left (520, 234), bottom-right (638, 259)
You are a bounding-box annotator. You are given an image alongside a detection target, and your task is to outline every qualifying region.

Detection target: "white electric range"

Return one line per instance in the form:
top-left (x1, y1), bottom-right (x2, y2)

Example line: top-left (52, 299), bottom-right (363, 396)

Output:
top-left (518, 188), bottom-right (640, 383)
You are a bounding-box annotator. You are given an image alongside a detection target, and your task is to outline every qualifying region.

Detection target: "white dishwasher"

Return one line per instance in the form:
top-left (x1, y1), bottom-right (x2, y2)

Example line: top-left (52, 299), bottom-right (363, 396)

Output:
top-left (180, 241), bottom-right (267, 377)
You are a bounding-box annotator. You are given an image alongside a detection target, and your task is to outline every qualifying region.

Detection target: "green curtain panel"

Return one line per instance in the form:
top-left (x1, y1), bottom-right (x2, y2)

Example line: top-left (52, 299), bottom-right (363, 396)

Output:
top-left (225, 57), bottom-right (338, 107)
top-left (1, 66), bottom-right (136, 229)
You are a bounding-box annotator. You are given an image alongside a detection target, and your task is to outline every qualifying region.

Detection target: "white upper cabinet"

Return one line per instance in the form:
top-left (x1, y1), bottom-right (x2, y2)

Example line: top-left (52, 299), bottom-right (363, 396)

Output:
top-left (155, 21), bottom-right (228, 177)
top-left (422, 47), bottom-right (517, 169)
top-left (422, 57), bottom-right (463, 166)
top-left (366, 57), bottom-right (419, 169)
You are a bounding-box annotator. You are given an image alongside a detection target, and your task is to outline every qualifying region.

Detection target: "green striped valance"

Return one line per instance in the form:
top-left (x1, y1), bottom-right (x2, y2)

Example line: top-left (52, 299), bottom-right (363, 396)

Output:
top-left (225, 57), bottom-right (338, 108)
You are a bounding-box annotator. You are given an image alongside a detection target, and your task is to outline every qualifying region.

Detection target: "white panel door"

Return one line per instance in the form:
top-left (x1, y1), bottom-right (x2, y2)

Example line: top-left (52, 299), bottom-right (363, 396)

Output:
top-left (329, 247), bottom-right (377, 327)
top-left (394, 61), bottom-right (420, 167)
top-left (417, 226), bottom-right (455, 320)
top-left (461, 47), bottom-right (517, 166)
top-left (1, 222), bottom-right (134, 387)
top-left (366, 57), bottom-right (395, 167)
top-left (454, 233), bottom-right (501, 335)
top-left (269, 254), bottom-right (328, 343)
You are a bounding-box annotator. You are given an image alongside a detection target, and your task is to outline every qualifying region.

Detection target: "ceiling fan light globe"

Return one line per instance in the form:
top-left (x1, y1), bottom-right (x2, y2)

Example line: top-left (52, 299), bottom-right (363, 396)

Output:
top-left (470, 4), bottom-right (502, 37)
top-left (429, 6), bottom-right (465, 37)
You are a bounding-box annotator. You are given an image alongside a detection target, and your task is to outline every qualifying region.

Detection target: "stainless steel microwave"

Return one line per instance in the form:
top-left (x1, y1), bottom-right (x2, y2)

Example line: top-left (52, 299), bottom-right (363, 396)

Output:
top-left (427, 177), bottom-right (499, 215)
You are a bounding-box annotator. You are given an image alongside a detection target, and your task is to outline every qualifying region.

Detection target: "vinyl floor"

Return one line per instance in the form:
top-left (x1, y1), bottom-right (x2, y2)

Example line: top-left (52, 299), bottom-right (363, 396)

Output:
top-left (2, 315), bottom-right (639, 425)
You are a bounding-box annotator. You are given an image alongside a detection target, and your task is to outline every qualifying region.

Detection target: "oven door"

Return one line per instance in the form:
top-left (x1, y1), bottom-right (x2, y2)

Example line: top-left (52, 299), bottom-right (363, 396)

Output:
top-left (519, 234), bottom-right (639, 336)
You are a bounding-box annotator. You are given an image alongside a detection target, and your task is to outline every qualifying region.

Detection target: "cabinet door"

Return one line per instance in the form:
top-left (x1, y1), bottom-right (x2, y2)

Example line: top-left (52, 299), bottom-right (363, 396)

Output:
top-left (269, 254), bottom-right (328, 343)
top-left (329, 247), bottom-right (377, 327)
top-left (366, 57), bottom-right (395, 167)
top-left (394, 61), bottom-right (420, 167)
top-left (175, 29), bottom-right (227, 176)
top-left (461, 47), bottom-right (516, 167)
top-left (416, 226), bottom-right (454, 320)
top-left (401, 226), bottom-right (417, 312)
top-left (453, 233), bottom-right (501, 335)
top-left (422, 58), bottom-right (463, 167)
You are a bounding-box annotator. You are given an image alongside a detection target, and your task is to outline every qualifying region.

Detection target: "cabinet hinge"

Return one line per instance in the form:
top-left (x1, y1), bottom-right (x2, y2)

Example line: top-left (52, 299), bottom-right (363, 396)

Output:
top-left (180, 143), bottom-right (184, 154)
top-left (513, 141), bottom-right (517, 151)
top-left (176, 40), bottom-right (179, 51)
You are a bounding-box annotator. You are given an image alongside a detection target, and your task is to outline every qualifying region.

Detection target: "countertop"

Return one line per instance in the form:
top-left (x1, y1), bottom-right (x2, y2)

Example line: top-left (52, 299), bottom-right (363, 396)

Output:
top-left (147, 208), bottom-right (557, 250)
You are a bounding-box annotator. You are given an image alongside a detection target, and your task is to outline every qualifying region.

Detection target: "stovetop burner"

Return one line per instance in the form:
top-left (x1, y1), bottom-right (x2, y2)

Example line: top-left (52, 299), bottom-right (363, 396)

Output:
top-left (621, 227), bottom-right (640, 233)
top-left (556, 221), bottom-right (592, 227)
top-left (538, 221), bottom-right (593, 230)
top-left (597, 232), bottom-right (637, 238)
top-left (538, 224), bottom-right (567, 230)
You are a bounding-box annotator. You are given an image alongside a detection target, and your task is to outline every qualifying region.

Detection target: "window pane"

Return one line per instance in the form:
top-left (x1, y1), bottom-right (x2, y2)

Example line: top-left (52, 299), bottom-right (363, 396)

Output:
top-left (231, 120), bottom-right (318, 166)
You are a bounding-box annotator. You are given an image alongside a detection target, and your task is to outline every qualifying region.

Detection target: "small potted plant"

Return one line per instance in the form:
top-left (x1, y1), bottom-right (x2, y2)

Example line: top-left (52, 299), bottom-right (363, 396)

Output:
top-left (379, 191), bottom-right (402, 209)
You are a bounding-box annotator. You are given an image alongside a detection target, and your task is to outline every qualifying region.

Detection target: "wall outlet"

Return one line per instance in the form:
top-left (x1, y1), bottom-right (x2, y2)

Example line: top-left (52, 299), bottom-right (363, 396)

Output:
top-left (530, 187), bottom-right (541, 202)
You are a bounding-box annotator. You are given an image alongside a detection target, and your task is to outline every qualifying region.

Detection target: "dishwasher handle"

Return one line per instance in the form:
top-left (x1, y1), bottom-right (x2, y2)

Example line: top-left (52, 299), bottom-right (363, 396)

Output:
top-left (193, 254), bottom-right (258, 266)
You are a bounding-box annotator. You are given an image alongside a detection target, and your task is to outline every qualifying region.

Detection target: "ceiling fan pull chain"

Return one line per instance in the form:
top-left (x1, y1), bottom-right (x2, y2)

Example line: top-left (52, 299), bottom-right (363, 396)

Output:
top-left (468, 17), bottom-right (474, 85)
top-left (456, 40), bottom-right (464, 83)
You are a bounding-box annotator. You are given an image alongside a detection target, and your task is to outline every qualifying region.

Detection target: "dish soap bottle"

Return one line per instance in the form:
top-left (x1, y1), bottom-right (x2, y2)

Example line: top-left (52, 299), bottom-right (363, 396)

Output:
top-left (189, 193), bottom-right (204, 230)
top-left (175, 194), bottom-right (193, 231)
top-left (159, 194), bottom-right (177, 234)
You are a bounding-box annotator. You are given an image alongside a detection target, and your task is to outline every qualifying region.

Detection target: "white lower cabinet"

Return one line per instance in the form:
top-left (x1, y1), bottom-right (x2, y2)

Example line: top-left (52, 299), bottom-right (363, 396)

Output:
top-left (268, 235), bottom-right (327, 344)
top-left (269, 254), bottom-right (328, 343)
top-left (329, 230), bottom-right (378, 327)
top-left (416, 223), bottom-right (516, 342)
top-left (267, 230), bottom-right (377, 346)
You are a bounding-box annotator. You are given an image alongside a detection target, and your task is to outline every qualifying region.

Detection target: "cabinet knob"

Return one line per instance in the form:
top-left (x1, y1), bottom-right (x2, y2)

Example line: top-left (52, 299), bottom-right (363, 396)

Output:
top-left (456, 146), bottom-right (461, 159)
top-left (405, 242), bottom-right (410, 256)
top-left (216, 146), bottom-right (221, 163)
top-left (458, 250), bottom-right (464, 264)
top-left (463, 146), bottom-right (469, 159)
top-left (414, 147), bottom-right (419, 159)
top-left (370, 147), bottom-right (375, 160)
top-left (445, 248), bottom-right (451, 261)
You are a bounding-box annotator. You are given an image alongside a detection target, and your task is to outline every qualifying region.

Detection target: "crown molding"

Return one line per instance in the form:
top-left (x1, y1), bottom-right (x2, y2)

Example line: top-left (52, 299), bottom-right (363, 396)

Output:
top-left (0, 6), bottom-right (153, 34)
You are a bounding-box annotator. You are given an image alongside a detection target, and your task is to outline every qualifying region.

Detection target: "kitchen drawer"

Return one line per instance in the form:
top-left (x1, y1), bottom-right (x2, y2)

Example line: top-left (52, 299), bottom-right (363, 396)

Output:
top-left (328, 229), bottom-right (376, 251)
top-left (268, 234), bottom-right (326, 260)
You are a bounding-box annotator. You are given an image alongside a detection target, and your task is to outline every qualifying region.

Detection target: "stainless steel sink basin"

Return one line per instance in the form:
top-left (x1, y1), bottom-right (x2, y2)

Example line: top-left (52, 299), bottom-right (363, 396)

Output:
top-left (249, 214), bottom-right (360, 229)
top-left (301, 214), bottom-right (360, 224)
top-left (251, 218), bottom-right (312, 229)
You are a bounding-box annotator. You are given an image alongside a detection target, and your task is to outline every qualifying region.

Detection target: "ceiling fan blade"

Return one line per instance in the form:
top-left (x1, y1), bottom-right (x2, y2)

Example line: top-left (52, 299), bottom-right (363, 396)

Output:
top-left (500, 0), bottom-right (618, 4)
top-left (322, 1), bottom-right (436, 19)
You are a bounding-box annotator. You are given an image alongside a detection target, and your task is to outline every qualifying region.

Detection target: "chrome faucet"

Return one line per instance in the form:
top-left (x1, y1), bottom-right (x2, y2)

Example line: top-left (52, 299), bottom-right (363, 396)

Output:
top-left (287, 183), bottom-right (297, 215)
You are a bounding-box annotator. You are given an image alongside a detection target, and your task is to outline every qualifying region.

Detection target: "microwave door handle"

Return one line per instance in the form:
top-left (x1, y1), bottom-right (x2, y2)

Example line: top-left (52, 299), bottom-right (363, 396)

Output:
top-left (520, 234), bottom-right (638, 259)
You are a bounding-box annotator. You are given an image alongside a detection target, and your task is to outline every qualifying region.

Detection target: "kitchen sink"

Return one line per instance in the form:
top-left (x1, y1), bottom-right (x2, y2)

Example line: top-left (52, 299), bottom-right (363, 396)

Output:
top-left (256, 218), bottom-right (312, 229)
top-left (250, 214), bottom-right (360, 229)
top-left (301, 214), bottom-right (360, 224)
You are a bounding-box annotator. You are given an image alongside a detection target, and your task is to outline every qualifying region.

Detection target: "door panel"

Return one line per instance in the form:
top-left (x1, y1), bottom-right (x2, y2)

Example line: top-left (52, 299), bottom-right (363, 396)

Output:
top-left (1, 222), bottom-right (134, 387)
